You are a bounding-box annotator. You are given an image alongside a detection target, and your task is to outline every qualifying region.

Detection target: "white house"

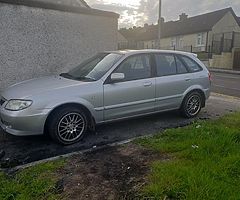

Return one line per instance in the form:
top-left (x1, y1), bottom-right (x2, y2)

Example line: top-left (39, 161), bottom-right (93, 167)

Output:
top-left (120, 7), bottom-right (240, 53)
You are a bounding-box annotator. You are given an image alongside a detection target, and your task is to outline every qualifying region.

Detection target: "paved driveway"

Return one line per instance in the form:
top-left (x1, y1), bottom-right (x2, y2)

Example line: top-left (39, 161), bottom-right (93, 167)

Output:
top-left (0, 93), bottom-right (240, 168)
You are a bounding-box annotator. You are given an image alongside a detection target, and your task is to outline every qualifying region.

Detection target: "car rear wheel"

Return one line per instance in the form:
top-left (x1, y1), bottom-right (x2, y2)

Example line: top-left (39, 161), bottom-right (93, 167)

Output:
top-left (181, 91), bottom-right (203, 118)
top-left (47, 107), bottom-right (88, 145)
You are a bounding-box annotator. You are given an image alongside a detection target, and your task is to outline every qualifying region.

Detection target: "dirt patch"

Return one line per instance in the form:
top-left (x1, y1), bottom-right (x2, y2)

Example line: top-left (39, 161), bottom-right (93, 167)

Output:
top-left (58, 143), bottom-right (168, 200)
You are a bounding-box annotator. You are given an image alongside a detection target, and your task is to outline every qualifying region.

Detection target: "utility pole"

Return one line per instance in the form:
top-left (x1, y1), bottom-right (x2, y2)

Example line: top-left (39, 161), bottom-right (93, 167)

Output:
top-left (158, 0), bottom-right (162, 49)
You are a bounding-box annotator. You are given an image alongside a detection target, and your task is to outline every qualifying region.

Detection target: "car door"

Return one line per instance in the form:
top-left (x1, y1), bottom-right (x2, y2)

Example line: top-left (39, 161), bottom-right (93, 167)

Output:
top-left (155, 53), bottom-right (193, 111)
top-left (103, 54), bottom-right (155, 121)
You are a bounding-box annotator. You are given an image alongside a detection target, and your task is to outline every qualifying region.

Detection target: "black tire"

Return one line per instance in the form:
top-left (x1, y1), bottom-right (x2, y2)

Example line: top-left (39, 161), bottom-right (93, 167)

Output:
top-left (180, 91), bottom-right (203, 118)
top-left (47, 106), bottom-right (88, 145)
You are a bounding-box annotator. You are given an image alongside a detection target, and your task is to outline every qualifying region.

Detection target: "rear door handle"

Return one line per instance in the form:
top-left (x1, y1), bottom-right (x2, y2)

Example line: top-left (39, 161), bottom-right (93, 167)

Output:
top-left (185, 78), bottom-right (191, 82)
top-left (143, 82), bottom-right (152, 87)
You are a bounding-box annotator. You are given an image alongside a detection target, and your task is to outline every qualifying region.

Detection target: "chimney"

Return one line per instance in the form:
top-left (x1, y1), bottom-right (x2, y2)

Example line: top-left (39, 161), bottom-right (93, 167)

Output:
top-left (161, 17), bottom-right (165, 24)
top-left (179, 13), bottom-right (188, 21)
top-left (143, 23), bottom-right (149, 32)
top-left (158, 17), bottom-right (165, 24)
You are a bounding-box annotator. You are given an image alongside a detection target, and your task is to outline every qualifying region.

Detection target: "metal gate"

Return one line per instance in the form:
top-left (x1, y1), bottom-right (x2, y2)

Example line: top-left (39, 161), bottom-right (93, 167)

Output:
top-left (233, 51), bottom-right (240, 70)
top-left (212, 32), bottom-right (233, 54)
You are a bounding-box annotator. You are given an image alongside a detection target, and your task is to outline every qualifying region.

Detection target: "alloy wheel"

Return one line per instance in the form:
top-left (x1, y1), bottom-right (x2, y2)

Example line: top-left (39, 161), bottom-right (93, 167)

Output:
top-left (186, 94), bottom-right (201, 116)
top-left (57, 112), bottom-right (85, 143)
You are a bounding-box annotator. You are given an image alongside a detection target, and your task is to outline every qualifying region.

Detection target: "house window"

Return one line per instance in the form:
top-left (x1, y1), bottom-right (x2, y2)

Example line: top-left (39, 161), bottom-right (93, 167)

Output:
top-left (171, 37), bottom-right (183, 49)
top-left (171, 37), bottom-right (176, 48)
top-left (197, 33), bottom-right (205, 46)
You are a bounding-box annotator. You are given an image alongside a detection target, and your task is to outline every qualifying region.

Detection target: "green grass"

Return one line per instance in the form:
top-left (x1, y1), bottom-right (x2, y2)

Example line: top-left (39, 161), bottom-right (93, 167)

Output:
top-left (137, 112), bottom-right (240, 200)
top-left (0, 159), bottom-right (65, 200)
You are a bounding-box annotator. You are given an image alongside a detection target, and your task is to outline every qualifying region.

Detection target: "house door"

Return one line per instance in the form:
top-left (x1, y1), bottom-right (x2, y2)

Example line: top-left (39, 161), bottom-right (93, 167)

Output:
top-left (176, 36), bottom-right (183, 49)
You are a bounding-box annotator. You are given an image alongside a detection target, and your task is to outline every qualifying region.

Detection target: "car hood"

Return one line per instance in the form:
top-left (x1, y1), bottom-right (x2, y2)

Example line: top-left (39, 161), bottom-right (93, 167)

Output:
top-left (1, 76), bottom-right (86, 100)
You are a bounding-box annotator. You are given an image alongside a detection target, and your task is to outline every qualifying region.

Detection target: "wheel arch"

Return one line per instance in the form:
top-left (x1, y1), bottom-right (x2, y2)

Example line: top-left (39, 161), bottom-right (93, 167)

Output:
top-left (44, 103), bottom-right (95, 135)
top-left (182, 88), bottom-right (206, 108)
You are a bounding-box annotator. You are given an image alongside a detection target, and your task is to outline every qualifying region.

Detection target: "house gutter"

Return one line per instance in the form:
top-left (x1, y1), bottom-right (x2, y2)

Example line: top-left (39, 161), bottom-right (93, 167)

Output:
top-left (0, 0), bottom-right (120, 18)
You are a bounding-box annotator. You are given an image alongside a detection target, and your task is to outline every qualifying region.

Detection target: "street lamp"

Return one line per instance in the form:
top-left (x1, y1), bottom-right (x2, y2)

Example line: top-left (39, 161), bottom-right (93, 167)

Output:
top-left (158, 0), bottom-right (162, 49)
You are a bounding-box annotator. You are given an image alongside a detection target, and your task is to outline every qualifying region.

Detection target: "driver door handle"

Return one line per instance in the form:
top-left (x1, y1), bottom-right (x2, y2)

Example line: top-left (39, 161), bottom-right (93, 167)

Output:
top-left (143, 82), bottom-right (152, 87)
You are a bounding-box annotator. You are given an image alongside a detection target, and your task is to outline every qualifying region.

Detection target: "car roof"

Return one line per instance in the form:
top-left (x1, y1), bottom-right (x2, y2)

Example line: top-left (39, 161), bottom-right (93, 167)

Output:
top-left (105, 49), bottom-right (197, 57)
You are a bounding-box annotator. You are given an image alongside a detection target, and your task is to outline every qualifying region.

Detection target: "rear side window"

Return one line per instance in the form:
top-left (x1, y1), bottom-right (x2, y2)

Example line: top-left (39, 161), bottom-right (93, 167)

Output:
top-left (175, 56), bottom-right (188, 74)
top-left (155, 54), bottom-right (177, 76)
top-left (181, 56), bottom-right (202, 72)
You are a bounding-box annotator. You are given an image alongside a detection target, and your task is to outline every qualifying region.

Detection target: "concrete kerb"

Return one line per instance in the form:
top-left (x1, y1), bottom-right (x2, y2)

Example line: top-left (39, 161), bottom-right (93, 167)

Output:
top-left (209, 68), bottom-right (240, 75)
top-left (0, 136), bottom-right (153, 173)
top-left (211, 92), bottom-right (240, 101)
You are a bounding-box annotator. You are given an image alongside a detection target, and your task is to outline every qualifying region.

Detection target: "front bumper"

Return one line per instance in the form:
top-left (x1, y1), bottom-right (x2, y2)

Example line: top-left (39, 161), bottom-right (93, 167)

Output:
top-left (0, 106), bottom-right (50, 136)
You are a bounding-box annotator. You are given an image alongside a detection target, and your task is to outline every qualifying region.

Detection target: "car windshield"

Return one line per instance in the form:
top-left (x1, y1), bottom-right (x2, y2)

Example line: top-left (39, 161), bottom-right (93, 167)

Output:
top-left (60, 53), bottom-right (123, 81)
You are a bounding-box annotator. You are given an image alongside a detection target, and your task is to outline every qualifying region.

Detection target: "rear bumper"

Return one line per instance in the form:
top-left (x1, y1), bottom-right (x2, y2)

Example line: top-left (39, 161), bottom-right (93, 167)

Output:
top-left (204, 88), bottom-right (211, 100)
top-left (0, 107), bottom-right (50, 136)
top-left (201, 88), bottom-right (211, 108)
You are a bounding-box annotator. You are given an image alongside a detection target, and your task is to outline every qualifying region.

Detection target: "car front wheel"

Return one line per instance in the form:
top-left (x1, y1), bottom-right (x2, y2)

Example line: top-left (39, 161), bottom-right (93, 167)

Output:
top-left (181, 91), bottom-right (203, 118)
top-left (47, 107), bottom-right (88, 145)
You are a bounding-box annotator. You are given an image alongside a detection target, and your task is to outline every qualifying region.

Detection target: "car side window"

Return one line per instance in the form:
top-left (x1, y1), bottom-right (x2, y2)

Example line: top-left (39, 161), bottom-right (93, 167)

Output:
top-left (155, 54), bottom-right (177, 76)
top-left (114, 54), bottom-right (151, 81)
top-left (175, 56), bottom-right (188, 74)
top-left (181, 56), bottom-right (202, 72)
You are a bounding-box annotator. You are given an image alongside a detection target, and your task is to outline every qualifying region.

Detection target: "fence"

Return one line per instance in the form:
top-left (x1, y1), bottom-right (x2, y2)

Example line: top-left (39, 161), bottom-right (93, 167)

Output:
top-left (160, 45), bottom-right (213, 60)
top-left (118, 43), bottom-right (213, 59)
top-left (212, 32), bottom-right (237, 54)
top-left (118, 32), bottom-right (240, 60)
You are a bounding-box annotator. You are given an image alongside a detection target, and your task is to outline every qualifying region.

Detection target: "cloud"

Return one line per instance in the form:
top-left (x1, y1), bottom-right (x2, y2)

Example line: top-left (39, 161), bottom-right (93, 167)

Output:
top-left (86, 0), bottom-right (139, 27)
top-left (162, 0), bottom-right (240, 21)
top-left (86, 0), bottom-right (240, 28)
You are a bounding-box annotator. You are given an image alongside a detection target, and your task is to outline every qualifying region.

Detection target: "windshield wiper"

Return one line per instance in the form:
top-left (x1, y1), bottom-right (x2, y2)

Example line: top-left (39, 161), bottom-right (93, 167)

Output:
top-left (60, 73), bottom-right (96, 81)
top-left (60, 73), bottom-right (73, 79)
top-left (85, 76), bottom-right (96, 81)
top-left (75, 76), bottom-right (96, 81)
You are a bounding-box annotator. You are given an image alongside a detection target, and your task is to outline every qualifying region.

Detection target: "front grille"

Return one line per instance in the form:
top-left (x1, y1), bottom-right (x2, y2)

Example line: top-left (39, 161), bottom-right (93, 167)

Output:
top-left (1, 118), bottom-right (10, 126)
top-left (0, 97), bottom-right (6, 106)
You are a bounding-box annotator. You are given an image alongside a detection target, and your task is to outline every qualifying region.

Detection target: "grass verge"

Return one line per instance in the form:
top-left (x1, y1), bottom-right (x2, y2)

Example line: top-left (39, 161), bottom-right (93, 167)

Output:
top-left (137, 112), bottom-right (240, 200)
top-left (0, 159), bottom-right (65, 200)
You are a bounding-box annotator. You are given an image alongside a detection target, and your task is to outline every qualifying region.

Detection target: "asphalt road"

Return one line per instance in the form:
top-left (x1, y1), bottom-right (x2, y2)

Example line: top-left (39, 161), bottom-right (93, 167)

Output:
top-left (212, 72), bottom-right (240, 97)
top-left (0, 93), bottom-right (240, 169)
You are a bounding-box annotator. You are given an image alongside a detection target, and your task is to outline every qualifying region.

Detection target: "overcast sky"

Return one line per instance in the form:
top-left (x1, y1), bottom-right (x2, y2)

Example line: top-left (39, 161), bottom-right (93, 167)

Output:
top-left (85, 0), bottom-right (240, 28)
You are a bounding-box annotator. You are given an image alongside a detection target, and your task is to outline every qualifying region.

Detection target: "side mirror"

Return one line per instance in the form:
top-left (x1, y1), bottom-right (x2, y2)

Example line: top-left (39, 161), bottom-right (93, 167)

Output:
top-left (110, 73), bottom-right (125, 82)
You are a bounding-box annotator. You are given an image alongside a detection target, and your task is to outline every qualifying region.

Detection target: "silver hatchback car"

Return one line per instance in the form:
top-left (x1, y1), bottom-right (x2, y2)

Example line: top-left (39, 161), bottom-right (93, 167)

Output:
top-left (0, 50), bottom-right (211, 145)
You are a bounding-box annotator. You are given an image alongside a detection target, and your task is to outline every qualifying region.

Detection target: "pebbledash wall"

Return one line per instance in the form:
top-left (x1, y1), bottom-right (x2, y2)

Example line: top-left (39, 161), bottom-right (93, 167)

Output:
top-left (0, 0), bottom-right (119, 90)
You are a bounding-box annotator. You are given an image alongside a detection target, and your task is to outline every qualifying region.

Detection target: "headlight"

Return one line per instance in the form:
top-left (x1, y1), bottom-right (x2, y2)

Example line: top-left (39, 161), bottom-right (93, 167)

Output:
top-left (5, 100), bottom-right (33, 111)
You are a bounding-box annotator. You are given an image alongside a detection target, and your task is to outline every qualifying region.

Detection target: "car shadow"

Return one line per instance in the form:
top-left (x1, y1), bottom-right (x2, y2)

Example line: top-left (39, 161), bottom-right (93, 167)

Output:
top-left (0, 110), bottom-right (210, 168)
